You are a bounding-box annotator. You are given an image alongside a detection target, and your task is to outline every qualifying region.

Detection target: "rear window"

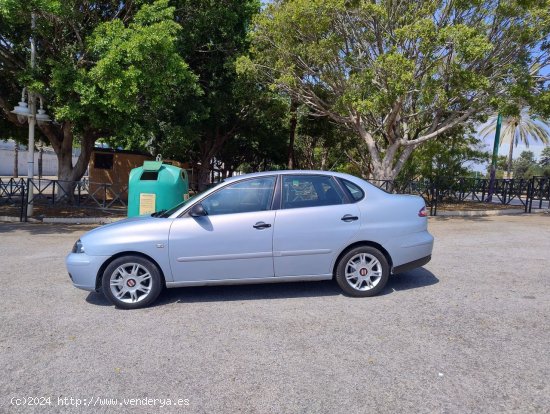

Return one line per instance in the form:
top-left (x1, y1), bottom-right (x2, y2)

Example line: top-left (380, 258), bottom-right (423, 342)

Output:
top-left (340, 179), bottom-right (365, 202)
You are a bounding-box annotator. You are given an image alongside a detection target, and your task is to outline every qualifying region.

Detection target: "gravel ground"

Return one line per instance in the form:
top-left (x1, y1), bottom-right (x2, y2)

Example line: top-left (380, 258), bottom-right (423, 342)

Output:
top-left (0, 215), bottom-right (549, 414)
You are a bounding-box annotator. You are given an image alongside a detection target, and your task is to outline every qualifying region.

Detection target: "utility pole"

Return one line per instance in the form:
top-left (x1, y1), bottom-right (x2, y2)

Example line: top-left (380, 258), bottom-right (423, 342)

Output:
top-left (14, 143), bottom-right (19, 178)
top-left (486, 113), bottom-right (502, 202)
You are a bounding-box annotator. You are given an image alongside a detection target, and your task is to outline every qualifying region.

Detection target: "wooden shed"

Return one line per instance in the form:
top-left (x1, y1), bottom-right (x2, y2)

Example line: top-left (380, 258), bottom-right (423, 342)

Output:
top-left (88, 148), bottom-right (190, 203)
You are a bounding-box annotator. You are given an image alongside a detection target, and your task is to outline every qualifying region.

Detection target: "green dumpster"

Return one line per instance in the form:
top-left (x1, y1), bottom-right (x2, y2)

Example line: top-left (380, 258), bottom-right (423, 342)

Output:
top-left (127, 159), bottom-right (189, 217)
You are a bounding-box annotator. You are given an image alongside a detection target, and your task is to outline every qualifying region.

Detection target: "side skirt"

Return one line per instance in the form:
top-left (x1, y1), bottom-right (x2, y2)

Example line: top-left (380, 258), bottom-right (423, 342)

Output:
top-left (165, 274), bottom-right (333, 288)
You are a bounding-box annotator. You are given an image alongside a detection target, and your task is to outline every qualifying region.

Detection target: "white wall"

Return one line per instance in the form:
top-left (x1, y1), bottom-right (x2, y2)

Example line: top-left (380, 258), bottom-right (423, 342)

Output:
top-left (0, 140), bottom-right (79, 177)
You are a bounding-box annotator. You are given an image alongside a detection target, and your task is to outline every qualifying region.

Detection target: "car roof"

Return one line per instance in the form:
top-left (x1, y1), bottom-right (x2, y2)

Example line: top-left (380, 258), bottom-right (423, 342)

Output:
top-left (222, 170), bottom-right (363, 183)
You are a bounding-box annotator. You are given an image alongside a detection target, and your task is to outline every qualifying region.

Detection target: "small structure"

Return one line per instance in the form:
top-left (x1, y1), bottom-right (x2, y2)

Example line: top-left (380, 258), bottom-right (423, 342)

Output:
top-left (89, 148), bottom-right (190, 202)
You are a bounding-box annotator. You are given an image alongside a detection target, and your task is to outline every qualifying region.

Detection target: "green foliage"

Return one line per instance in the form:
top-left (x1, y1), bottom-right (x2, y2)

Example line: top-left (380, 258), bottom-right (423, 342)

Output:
top-left (512, 150), bottom-right (540, 178)
top-left (294, 110), bottom-right (356, 171)
top-left (149, 0), bottom-right (271, 178)
top-left (49, 0), bottom-right (199, 136)
top-left (399, 129), bottom-right (489, 181)
top-left (0, 0), bottom-right (201, 182)
top-left (242, 0), bottom-right (550, 180)
top-left (539, 146), bottom-right (550, 167)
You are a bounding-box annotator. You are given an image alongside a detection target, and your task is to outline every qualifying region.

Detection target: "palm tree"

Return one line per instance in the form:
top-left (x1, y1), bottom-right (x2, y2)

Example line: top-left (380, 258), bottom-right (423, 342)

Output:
top-left (480, 110), bottom-right (550, 178)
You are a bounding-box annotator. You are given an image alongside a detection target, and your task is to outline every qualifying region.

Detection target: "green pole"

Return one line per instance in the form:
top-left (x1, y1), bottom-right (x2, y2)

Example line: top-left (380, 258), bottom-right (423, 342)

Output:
top-left (486, 113), bottom-right (502, 202)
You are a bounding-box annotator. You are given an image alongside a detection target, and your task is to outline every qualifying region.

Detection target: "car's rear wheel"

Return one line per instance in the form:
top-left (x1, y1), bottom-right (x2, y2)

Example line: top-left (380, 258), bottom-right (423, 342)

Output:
top-left (102, 255), bottom-right (162, 309)
top-left (335, 246), bottom-right (389, 297)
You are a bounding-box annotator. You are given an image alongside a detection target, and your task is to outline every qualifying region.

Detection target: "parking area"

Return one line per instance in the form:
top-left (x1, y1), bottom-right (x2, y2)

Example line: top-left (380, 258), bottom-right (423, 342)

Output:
top-left (0, 215), bottom-right (549, 413)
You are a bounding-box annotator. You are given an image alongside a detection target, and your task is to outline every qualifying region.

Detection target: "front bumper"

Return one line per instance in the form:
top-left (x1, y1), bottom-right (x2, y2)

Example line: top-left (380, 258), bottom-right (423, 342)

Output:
top-left (66, 253), bottom-right (110, 292)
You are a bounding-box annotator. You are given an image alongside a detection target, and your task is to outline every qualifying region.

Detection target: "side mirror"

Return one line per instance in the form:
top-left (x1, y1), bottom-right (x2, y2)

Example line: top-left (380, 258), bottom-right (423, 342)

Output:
top-left (189, 203), bottom-right (207, 217)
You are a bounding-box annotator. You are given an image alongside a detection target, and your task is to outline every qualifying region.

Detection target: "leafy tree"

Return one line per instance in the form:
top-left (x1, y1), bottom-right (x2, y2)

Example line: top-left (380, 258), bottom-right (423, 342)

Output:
top-left (238, 0), bottom-right (550, 180)
top-left (512, 150), bottom-right (540, 178)
top-left (479, 109), bottom-right (550, 178)
top-left (539, 146), bottom-right (550, 167)
top-left (0, 0), bottom-right (199, 194)
top-left (399, 129), bottom-right (489, 182)
top-left (160, 0), bottom-right (262, 189)
top-left (295, 112), bottom-right (358, 171)
top-left (216, 87), bottom-right (289, 176)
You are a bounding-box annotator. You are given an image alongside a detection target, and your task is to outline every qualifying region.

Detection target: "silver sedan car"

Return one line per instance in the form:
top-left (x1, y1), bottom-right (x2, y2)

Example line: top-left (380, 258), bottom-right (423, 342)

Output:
top-left (66, 171), bottom-right (433, 309)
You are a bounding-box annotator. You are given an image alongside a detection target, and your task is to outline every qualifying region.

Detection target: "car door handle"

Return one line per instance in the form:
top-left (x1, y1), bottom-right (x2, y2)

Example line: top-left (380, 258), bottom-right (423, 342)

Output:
top-left (341, 214), bottom-right (359, 222)
top-left (253, 222), bottom-right (272, 229)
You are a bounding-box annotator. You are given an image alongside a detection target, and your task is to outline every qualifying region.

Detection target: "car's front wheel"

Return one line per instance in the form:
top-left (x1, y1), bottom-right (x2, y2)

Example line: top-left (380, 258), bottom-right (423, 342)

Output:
top-left (335, 246), bottom-right (389, 297)
top-left (102, 255), bottom-right (162, 309)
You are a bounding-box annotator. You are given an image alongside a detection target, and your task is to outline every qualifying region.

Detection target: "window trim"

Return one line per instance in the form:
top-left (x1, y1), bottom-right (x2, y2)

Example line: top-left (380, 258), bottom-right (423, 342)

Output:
top-left (180, 175), bottom-right (278, 217)
top-left (279, 174), bottom-right (348, 210)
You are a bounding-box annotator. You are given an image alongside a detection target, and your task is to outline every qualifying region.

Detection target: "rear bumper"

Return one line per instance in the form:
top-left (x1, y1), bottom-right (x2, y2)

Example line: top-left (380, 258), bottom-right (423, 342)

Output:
top-left (392, 255), bottom-right (431, 274)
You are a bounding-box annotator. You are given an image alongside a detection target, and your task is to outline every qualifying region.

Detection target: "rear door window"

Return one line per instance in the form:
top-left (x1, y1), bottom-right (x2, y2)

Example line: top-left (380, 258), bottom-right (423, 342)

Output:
top-left (282, 175), bottom-right (344, 209)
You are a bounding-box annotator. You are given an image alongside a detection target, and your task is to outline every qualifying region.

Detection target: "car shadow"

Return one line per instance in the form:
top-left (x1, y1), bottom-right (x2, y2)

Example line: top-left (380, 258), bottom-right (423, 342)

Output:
top-left (379, 267), bottom-right (439, 296)
top-left (85, 267), bottom-right (439, 307)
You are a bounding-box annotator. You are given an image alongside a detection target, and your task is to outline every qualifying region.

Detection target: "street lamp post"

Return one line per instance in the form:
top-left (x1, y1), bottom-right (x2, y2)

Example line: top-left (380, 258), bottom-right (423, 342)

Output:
top-left (10, 12), bottom-right (51, 217)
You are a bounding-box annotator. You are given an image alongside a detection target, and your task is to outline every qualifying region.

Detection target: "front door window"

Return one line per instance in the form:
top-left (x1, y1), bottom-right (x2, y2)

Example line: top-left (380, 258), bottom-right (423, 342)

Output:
top-left (202, 176), bottom-right (276, 215)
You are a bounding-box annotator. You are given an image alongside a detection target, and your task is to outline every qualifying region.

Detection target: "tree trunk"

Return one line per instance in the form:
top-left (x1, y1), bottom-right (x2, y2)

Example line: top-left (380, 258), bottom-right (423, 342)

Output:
top-left (507, 141), bottom-right (514, 179)
top-left (287, 100), bottom-right (298, 169)
top-left (56, 156), bottom-right (78, 201)
top-left (40, 122), bottom-right (97, 203)
top-left (196, 162), bottom-right (211, 191)
top-left (13, 143), bottom-right (19, 178)
top-left (320, 147), bottom-right (328, 170)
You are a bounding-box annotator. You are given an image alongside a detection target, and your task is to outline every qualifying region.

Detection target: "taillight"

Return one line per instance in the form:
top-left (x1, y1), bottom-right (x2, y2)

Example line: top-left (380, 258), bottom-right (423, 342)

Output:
top-left (418, 206), bottom-right (427, 217)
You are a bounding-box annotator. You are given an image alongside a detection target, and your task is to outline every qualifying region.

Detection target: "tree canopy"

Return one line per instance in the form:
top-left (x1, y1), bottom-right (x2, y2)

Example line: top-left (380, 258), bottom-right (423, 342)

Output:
top-left (238, 0), bottom-right (550, 180)
top-left (1, 0), bottom-right (549, 191)
top-left (0, 0), bottom-right (199, 186)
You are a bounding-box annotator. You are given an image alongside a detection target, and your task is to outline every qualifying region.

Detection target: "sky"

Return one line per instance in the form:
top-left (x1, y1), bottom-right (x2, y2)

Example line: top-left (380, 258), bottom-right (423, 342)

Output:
top-left (471, 128), bottom-right (548, 173)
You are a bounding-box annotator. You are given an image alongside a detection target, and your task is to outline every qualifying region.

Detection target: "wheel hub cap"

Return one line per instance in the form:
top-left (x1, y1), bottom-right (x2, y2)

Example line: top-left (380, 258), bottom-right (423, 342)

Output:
top-left (110, 263), bottom-right (152, 304)
top-left (344, 253), bottom-right (383, 291)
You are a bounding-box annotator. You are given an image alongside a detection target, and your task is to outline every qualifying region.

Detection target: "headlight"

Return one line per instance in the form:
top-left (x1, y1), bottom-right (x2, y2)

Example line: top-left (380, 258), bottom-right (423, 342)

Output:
top-left (72, 239), bottom-right (85, 254)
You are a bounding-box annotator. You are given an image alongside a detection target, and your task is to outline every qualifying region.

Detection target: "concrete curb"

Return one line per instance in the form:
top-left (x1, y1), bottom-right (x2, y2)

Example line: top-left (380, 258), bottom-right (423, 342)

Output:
top-left (0, 216), bottom-right (40, 223)
top-left (434, 208), bottom-right (527, 217)
top-left (0, 216), bottom-right (122, 224)
top-left (42, 217), bottom-right (122, 224)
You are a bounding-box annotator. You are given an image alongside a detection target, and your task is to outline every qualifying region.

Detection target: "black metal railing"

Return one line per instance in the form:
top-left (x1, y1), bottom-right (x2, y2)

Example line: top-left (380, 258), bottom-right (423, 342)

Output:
top-left (1, 175), bottom-right (549, 221)
top-left (527, 176), bottom-right (550, 213)
top-left (367, 176), bottom-right (549, 216)
top-left (0, 177), bottom-right (128, 221)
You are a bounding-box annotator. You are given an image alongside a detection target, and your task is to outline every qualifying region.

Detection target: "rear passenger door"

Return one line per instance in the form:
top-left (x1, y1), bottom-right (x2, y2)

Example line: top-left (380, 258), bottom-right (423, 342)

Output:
top-left (272, 175), bottom-right (361, 277)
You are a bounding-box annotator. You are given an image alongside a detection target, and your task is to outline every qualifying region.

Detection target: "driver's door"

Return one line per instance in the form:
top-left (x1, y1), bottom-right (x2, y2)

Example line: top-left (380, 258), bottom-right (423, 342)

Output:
top-left (168, 176), bottom-right (276, 282)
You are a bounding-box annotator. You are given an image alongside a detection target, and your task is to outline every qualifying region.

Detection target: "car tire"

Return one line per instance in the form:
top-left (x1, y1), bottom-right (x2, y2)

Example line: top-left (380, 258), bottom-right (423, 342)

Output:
top-left (102, 255), bottom-right (163, 309)
top-left (335, 246), bottom-right (389, 297)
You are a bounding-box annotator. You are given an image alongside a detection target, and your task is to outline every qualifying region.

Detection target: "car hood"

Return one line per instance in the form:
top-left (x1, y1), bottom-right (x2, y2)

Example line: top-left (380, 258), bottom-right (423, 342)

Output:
top-left (87, 215), bottom-right (152, 232)
top-left (79, 215), bottom-right (173, 256)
